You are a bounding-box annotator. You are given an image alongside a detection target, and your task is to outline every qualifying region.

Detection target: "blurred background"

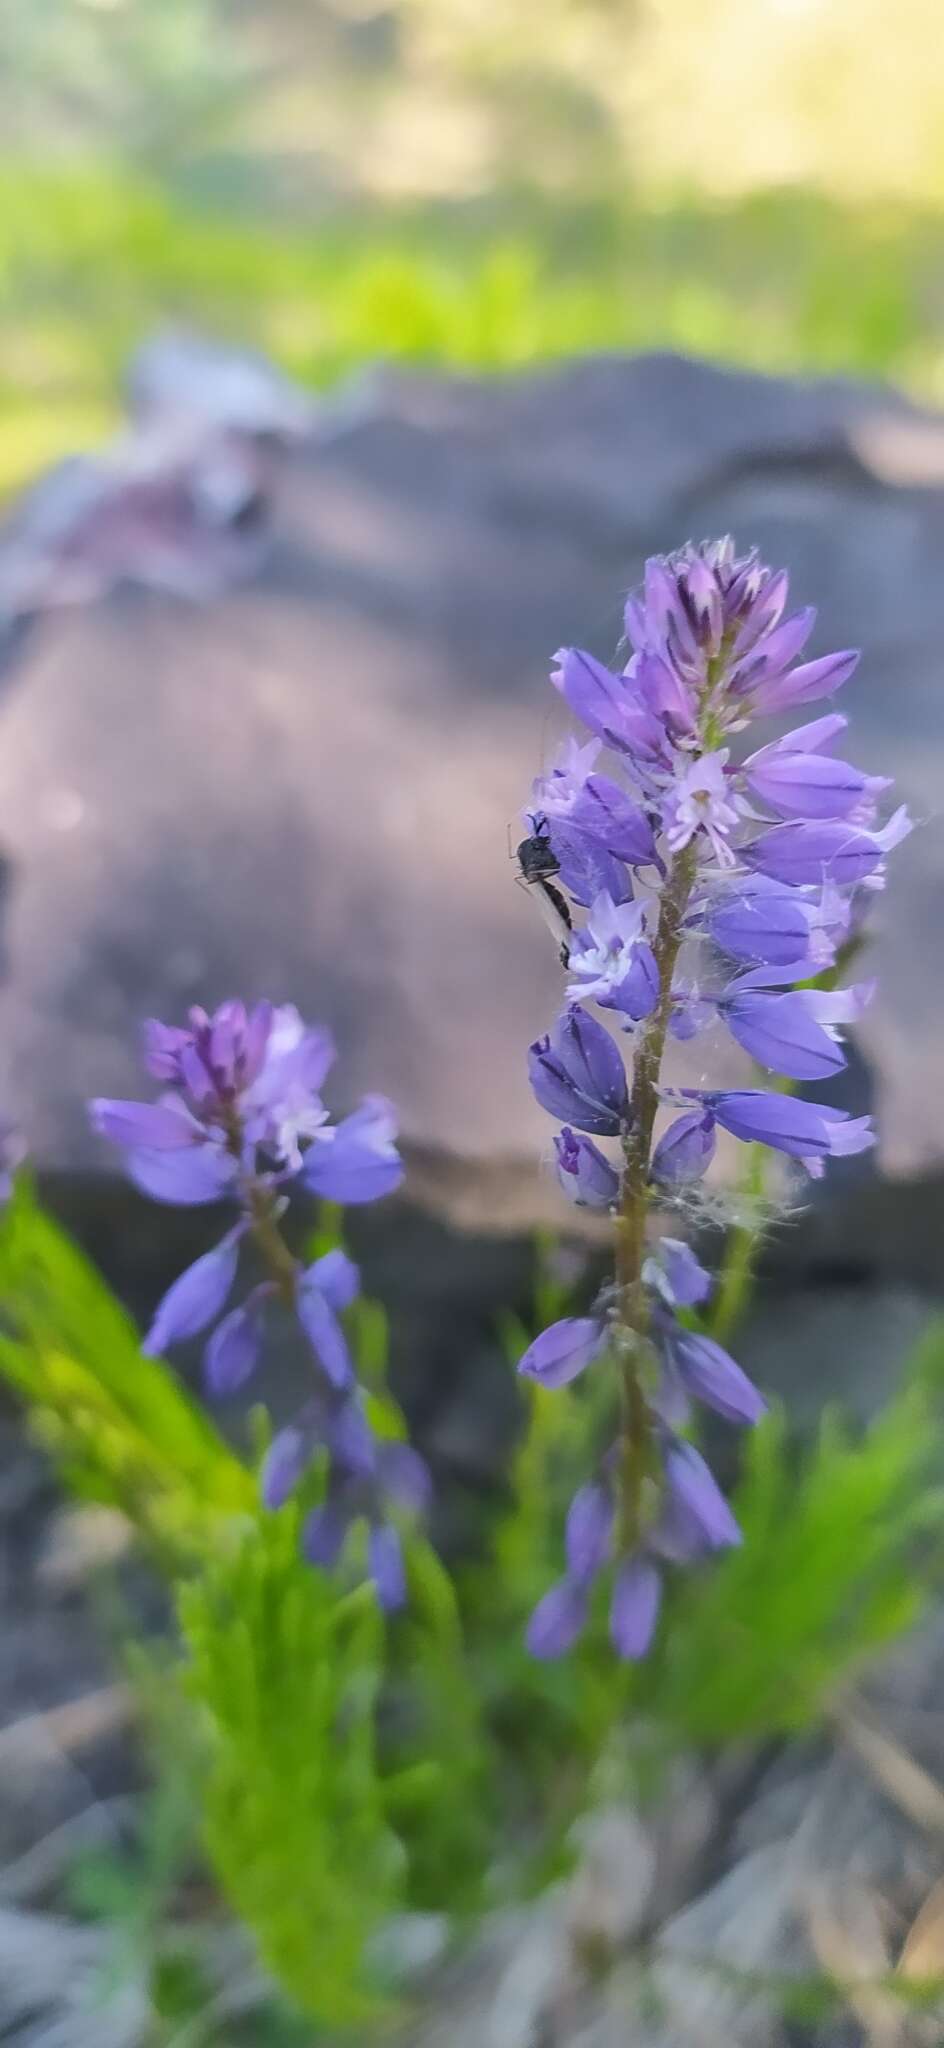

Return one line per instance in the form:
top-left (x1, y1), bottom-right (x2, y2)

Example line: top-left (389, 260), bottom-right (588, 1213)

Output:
top-left (4, 5), bottom-right (944, 2045)
top-left (5, 0), bottom-right (944, 497)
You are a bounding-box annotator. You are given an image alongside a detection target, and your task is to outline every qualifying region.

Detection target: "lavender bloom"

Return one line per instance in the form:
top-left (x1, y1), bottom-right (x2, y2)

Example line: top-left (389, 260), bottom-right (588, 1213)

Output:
top-left (643, 1238), bottom-right (711, 1308)
top-left (553, 1127), bottom-right (620, 1208)
top-left (699, 1089), bottom-right (875, 1163)
top-left (610, 1558), bottom-right (662, 1661)
top-left (528, 1005), bottom-right (630, 1135)
top-left (204, 1286), bottom-right (272, 1395)
top-left (566, 893), bottom-right (659, 1018)
top-left (301, 1095), bottom-right (404, 1204)
top-left (718, 975), bottom-right (850, 1080)
top-left (565, 1482), bottom-right (614, 1580)
top-left (517, 1316), bottom-right (608, 1388)
top-left (659, 1323), bottom-right (767, 1425)
top-left (743, 820), bottom-right (884, 888)
top-left (706, 878), bottom-right (816, 968)
top-left (516, 539), bottom-right (902, 1662)
top-left (93, 999), bottom-right (423, 1606)
top-left (527, 1577), bottom-right (591, 1659)
top-left (662, 1438), bottom-right (743, 1553)
top-left (143, 1228), bottom-right (242, 1356)
top-left (650, 1109), bottom-right (717, 1187)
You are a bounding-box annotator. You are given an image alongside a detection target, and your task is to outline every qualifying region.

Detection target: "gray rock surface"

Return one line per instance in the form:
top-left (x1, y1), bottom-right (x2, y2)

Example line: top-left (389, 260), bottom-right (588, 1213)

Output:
top-left (0, 350), bottom-right (942, 1236)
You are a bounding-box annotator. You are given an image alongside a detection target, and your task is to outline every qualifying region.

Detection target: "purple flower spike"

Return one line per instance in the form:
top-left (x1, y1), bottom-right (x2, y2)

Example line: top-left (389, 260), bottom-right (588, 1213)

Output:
top-left (663, 1325), bottom-right (767, 1425)
top-left (650, 1110), bottom-right (716, 1187)
top-left (526, 1578), bottom-right (589, 1660)
top-left (301, 1095), bottom-right (404, 1205)
top-left (143, 1229), bottom-right (242, 1356)
top-left (368, 1523), bottom-right (407, 1612)
top-left (518, 540), bottom-right (901, 1661)
top-left (529, 1005), bottom-right (630, 1136)
top-left (553, 1126), bottom-right (621, 1209)
top-left (518, 1316), bottom-right (608, 1389)
top-left (610, 1558), bottom-right (662, 1660)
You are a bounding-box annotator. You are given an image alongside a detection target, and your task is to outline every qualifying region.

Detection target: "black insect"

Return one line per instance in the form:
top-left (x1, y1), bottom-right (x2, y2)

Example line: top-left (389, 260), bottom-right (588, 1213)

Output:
top-left (515, 813), bottom-right (573, 968)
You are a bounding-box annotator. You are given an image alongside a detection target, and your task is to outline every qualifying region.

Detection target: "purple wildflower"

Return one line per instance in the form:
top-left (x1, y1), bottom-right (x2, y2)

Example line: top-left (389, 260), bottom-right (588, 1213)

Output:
top-left (553, 1127), bottom-right (621, 1209)
top-left (515, 537), bottom-right (903, 1661)
top-left (91, 999), bottom-right (424, 1608)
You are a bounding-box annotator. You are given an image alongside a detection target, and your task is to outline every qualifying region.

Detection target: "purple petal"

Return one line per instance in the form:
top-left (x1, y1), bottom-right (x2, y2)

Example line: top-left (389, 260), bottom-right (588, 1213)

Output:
top-left (297, 1282), bottom-right (354, 1391)
top-left (518, 1315), bottom-right (607, 1389)
top-left (91, 1096), bottom-right (201, 1150)
top-left (553, 647), bottom-right (666, 762)
top-left (706, 1089), bottom-right (867, 1160)
top-left (301, 1095), bottom-right (403, 1206)
top-left (667, 1327), bottom-right (767, 1425)
top-left (204, 1291), bottom-right (268, 1396)
top-left (743, 821), bottom-right (882, 887)
top-left (553, 1127), bottom-right (620, 1209)
top-left (379, 1441), bottom-right (433, 1514)
top-left (526, 1578), bottom-right (588, 1659)
top-left (600, 942), bottom-right (660, 1022)
top-left (324, 1394), bottom-right (377, 1478)
top-left (261, 1423), bottom-right (312, 1508)
top-left (126, 1143), bottom-right (237, 1206)
top-left (750, 648), bottom-right (859, 715)
top-left (646, 1238), bottom-right (711, 1308)
top-left (565, 1482), bottom-right (613, 1583)
top-left (706, 883), bottom-right (813, 967)
top-left (306, 1247), bottom-right (360, 1313)
top-left (650, 1110), bottom-right (716, 1187)
top-left (545, 819), bottom-right (633, 909)
top-left (571, 776), bottom-right (660, 866)
top-left (143, 1231), bottom-right (240, 1355)
top-left (528, 1005), bottom-right (629, 1137)
top-left (663, 1439), bottom-right (742, 1552)
top-left (731, 606), bottom-right (816, 689)
top-left (141, 1020), bottom-right (192, 1082)
top-left (722, 990), bottom-right (847, 1080)
top-left (303, 1499), bottom-right (351, 1569)
top-left (368, 1523), bottom-right (407, 1611)
top-left (610, 1558), bottom-right (662, 1660)
top-left (743, 750), bottom-right (868, 821)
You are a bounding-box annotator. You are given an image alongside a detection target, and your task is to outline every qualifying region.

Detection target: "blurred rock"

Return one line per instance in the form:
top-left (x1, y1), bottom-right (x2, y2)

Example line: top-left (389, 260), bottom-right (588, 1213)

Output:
top-left (0, 351), bottom-right (941, 1242)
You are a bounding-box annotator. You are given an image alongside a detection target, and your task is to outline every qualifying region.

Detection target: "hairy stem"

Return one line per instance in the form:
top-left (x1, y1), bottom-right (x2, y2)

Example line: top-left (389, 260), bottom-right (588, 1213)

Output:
top-left (246, 1181), bottom-right (299, 1302)
top-left (614, 841), bottom-right (698, 1543)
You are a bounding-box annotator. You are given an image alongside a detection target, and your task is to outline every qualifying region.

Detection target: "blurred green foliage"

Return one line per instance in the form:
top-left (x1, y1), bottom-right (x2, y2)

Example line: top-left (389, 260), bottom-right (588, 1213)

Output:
top-left (2, 1184), bottom-right (944, 2027)
top-left (2, 159), bottom-right (944, 494)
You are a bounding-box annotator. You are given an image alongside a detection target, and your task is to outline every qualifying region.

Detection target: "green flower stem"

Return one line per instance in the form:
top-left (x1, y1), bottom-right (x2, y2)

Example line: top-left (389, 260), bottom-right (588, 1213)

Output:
top-left (614, 840), bottom-right (698, 1544)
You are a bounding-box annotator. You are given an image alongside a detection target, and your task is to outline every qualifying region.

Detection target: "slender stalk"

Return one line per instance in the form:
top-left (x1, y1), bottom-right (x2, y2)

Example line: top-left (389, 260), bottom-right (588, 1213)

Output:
top-left (614, 841), bottom-right (698, 1541)
top-left (245, 1181), bottom-right (299, 1302)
